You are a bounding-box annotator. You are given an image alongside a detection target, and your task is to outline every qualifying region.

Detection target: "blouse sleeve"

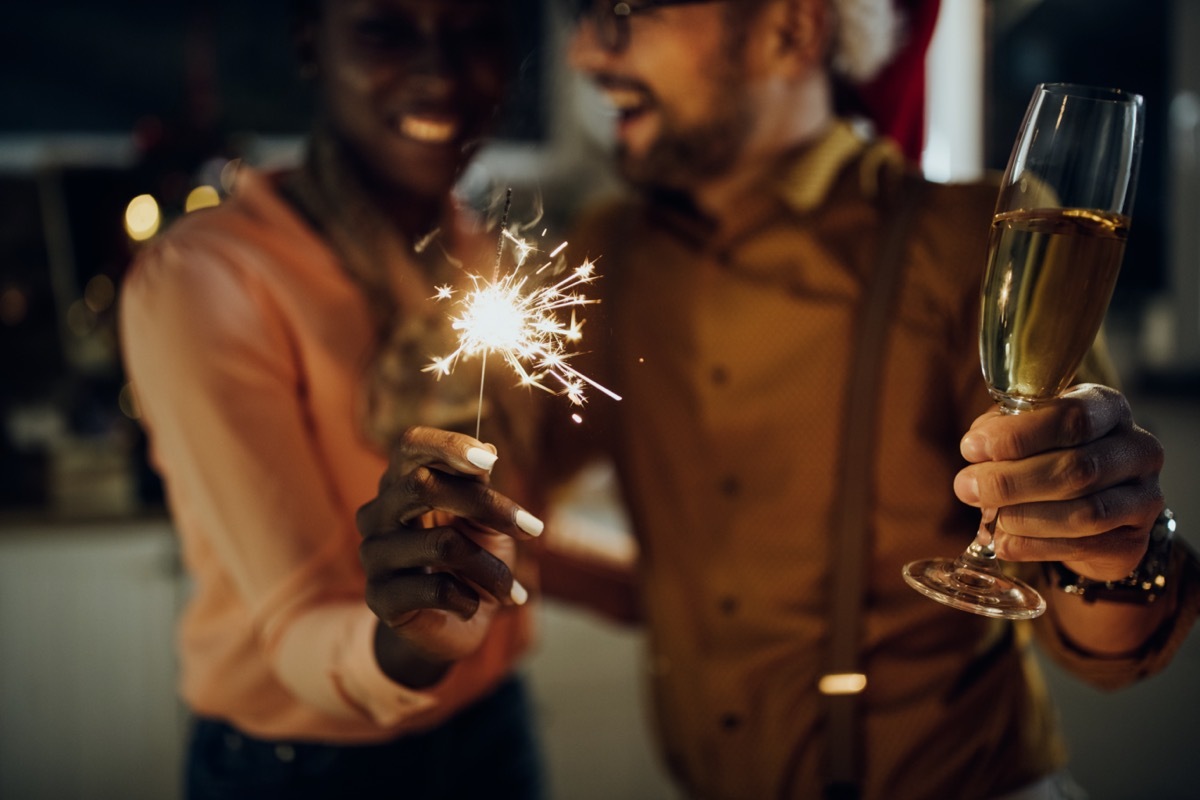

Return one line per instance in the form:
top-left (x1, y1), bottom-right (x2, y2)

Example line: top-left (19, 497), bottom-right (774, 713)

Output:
top-left (120, 226), bottom-right (436, 725)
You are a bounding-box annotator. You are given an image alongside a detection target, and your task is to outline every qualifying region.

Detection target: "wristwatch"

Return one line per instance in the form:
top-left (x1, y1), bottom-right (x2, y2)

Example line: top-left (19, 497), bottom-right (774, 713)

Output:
top-left (1047, 509), bottom-right (1176, 605)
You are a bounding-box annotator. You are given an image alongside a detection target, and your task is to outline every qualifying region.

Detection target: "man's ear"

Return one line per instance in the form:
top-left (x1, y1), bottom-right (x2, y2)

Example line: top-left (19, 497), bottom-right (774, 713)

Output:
top-left (769, 0), bottom-right (831, 76)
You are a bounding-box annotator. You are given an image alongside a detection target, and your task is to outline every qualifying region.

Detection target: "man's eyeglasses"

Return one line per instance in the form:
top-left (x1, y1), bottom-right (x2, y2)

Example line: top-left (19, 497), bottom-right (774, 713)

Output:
top-left (569, 0), bottom-right (730, 53)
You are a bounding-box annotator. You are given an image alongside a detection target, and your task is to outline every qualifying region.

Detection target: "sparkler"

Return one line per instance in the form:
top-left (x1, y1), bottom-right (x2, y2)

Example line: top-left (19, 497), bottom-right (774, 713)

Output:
top-left (424, 190), bottom-right (621, 437)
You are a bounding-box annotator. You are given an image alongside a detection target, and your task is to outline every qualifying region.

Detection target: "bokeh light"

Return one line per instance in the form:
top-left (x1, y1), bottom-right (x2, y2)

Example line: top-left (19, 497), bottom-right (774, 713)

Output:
top-left (0, 285), bottom-right (28, 326)
top-left (118, 383), bottom-right (141, 420)
top-left (124, 194), bottom-right (161, 241)
top-left (84, 275), bottom-right (115, 314)
top-left (184, 185), bottom-right (221, 213)
top-left (66, 299), bottom-right (96, 338)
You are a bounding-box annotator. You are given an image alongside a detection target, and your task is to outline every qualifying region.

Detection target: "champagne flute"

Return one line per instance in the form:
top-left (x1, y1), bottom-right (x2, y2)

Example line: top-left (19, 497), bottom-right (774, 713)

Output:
top-left (902, 83), bottom-right (1145, 619)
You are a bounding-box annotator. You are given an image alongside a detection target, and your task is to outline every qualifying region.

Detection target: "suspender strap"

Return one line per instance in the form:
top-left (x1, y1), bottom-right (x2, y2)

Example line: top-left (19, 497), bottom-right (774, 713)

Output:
top-left (823, 172), bottom-right (923, 800)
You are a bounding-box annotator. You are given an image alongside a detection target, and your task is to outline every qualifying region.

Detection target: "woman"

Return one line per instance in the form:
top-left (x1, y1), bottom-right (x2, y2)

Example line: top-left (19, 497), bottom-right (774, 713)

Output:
top-left (119, 1), bottom-right (545, 797)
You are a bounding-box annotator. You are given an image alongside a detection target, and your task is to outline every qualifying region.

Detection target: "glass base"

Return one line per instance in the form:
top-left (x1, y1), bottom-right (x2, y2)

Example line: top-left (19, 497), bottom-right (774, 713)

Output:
top-left (902, 557), bottom-right (1047, 620)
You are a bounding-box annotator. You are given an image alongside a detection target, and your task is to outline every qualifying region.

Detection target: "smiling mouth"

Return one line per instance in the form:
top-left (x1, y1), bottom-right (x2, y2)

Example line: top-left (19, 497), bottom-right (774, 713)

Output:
top-left (398, 114), bottom-right (459, 144)
top-left (601, 86), bottom-right (651, 120)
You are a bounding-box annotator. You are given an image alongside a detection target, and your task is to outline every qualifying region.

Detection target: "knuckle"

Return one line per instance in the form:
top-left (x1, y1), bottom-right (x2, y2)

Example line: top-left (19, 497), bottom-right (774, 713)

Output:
top-left (998, 502), bottom-right (1027, 532)
top-left (472, 483), bottom-right (507, 521)
top-left (1059, 450), bottom-right (1102, 493)
top-left (395, 425), bottom-right (424, 452)
top-left (432, 427), bottom-right (463, 452)
top-left (980, 469), bottom-right (1015, 504)
top-left (384, 428), bottom-right (423, 474)
top-left (993, 529), bottom-right (1029, 561)
top-left (425, 528), bottom-right (462, 564)
top-left (358, 534), bottom-right (382, 568)
top-left (428, 573), bottom-right (477, 616)
top-left (364, 587), bottom-right (403, 627)
top-left (1137, 426), bottom-right (1166, 470)
top-left (1058, 399), bottom-right (1096, 445)
top-left (402, 466), bottom-right (438, 502)
top-left (1107, 386), bottom-right (1133, 423)
top-left (990, 425), bottom-right (1025, 459)
top-left (429, 574), bottom-right (455, 608)
top-left (1070, 492), bottom-right (1112, 530)
top-left (363, 589), bottom-right (386, 619)
top-left (354, 501), bottom-right (375, 535)
top-left (359, 533), bottom-right (404, 576)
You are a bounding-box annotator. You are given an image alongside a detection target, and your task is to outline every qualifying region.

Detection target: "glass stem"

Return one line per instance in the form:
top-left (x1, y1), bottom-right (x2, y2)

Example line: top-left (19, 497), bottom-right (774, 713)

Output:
top-left (957, 395), bottom-right (1022, 571)
top-left (959, 517), bottom-right (1000, 570)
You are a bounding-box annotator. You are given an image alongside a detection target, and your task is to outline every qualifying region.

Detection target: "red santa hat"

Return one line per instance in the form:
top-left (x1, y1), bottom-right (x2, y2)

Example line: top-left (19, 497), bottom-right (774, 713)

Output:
top-left (831, 0), bottom-right (943, 162)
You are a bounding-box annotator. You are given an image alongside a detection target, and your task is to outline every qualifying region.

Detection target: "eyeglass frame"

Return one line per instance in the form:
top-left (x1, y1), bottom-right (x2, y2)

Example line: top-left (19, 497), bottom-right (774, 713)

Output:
top-left (571, 0), bottom-right (731, 53)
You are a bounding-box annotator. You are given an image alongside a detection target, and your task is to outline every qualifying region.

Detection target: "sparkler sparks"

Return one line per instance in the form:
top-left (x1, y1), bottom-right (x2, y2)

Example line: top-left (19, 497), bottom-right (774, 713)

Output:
top-left (423, 197), bottom-right (621, 435)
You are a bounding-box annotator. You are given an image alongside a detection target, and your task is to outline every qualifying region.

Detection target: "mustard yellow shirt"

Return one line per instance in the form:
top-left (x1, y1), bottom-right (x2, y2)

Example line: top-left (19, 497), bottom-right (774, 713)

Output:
top-left (561, 122), bottom-right (1195, 799)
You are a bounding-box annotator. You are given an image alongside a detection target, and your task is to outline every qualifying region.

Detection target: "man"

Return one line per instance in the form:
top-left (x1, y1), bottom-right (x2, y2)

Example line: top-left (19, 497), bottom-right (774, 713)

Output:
top-left (357, 0), bottom-right (1199, 797)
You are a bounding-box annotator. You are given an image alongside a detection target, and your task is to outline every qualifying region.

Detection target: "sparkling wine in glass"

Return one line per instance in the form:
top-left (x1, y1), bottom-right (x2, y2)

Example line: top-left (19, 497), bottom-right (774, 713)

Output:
top-left (902, 83), bottom-right (1145, 619)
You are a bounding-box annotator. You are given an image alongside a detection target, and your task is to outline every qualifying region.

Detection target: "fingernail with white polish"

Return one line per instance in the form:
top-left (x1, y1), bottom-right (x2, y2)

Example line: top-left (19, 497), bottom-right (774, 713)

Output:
top-left (510, 579), bottom-right (529, 605)
top-left (466, 447), bottom-right (497, 471)
top-left (515, 509), bottom-right (544, 537)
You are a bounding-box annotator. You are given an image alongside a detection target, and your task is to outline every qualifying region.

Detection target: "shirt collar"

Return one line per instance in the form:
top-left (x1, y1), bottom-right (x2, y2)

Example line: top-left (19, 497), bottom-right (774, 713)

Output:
top-left (775, 118), bottom-right (878, 214)
top-left (642, 118), bottom-right (903, 249)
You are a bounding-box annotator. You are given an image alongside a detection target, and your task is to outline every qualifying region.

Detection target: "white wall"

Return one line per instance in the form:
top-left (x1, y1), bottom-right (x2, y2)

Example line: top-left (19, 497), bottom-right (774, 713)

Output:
top-left (0, 520), bottom-right (187, 800)
top-left (922, 0), bottom-right (986, 182)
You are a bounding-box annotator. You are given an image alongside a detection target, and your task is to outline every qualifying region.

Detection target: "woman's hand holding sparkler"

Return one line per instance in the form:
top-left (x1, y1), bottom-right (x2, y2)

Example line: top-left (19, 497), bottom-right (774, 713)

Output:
top-left (356, 425), bottom-right (543, 686)
top-left (357, 191), bottom-right (619, 686)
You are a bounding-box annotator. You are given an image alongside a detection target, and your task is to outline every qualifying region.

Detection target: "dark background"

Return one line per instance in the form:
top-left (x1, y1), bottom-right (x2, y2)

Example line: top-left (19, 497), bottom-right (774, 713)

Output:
top-left (0, 0), bottom-right (548, 511)
top-left (987, 0), bottom-right (1171, 313)
top-left (0, 0), bottom-right (1191, 513)
top-left (0, 0), bottom-right (547, 138)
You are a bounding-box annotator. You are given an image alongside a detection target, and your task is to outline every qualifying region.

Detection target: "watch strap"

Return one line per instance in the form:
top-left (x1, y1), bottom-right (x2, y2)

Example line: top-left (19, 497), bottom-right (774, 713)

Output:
top-left (1048, 509), bottom-right (1176, 605)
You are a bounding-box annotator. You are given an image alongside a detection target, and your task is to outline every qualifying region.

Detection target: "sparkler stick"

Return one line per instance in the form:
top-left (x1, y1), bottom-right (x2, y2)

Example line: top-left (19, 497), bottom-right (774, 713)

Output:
top-left (474, 188), bottom-right (513, 439)
top-left (424, 189), bottom-right (621, 439)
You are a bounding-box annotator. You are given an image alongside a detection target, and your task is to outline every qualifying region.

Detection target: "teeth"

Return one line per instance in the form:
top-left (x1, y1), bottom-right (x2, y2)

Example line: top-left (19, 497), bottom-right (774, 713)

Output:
top-left (400, 116), bottom-right (457, 143)
top-left (602, 88), bottom-right (646, 113)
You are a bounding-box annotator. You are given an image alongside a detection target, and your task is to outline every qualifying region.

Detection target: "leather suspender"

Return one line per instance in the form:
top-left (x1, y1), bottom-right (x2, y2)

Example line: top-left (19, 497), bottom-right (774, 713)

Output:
top-left (823, 173), bottom-right (923, 800)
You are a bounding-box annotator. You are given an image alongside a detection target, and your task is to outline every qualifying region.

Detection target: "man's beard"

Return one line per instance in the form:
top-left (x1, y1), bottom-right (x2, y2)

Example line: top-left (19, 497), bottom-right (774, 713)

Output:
top-left (615, 52), bottom-right (753, 193)
top-left (616, 106), bottom-right (751, 191)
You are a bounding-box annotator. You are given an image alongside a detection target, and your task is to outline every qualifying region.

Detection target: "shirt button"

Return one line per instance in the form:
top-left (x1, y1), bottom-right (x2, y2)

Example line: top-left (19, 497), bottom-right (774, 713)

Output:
top-left (711, 365), bottom-right (729, 385)
top-left (720, 476), bottom-right (740, 497)
top-left (275, 744), bottom-right (296, 763)
top-left (719, 713), bottom-right (742, 731)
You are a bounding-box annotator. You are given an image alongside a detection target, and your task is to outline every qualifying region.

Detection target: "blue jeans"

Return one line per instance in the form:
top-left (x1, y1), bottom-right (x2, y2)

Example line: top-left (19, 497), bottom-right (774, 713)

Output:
top-left (185, 675), bottom-right (543, 800)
